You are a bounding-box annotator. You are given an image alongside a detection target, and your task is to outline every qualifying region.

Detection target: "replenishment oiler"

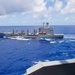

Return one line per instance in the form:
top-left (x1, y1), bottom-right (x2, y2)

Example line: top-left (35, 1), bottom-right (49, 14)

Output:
top-left (0, 22), bottom-right (64, 39)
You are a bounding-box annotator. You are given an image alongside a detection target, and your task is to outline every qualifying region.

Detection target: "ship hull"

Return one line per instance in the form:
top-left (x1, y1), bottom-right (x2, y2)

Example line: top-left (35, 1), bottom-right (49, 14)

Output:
top-left (38, 34), bottom-right (64, 39)
top-left (0, 33), bottom-right (5, 38)
top-left (17, 34), bottom-right (64, 39)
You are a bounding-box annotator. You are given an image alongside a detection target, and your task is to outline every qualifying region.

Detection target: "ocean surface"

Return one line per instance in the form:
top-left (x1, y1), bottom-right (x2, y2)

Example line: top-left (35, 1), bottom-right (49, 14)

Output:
top-left (0, 25), bottom-right (75, 75)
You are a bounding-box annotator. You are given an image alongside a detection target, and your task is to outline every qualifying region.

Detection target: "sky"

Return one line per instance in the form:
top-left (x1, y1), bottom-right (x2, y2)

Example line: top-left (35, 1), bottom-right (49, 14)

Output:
top-left (0, 0), bottom-right (75, 26)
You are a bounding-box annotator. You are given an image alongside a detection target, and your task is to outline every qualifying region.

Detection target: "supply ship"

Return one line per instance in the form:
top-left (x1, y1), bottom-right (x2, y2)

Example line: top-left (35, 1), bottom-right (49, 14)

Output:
top-left (0, 23), bottom-right (64, 39)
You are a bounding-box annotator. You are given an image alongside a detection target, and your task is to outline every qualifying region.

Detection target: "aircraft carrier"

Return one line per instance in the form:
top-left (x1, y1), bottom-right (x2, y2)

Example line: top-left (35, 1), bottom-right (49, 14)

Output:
top-left (0, 23), bottom-right (64, 39)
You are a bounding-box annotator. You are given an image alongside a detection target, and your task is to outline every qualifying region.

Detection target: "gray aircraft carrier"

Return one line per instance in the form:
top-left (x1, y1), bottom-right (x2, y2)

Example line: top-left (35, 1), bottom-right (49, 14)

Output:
top-left (0, 23), bottom-right (64, 39)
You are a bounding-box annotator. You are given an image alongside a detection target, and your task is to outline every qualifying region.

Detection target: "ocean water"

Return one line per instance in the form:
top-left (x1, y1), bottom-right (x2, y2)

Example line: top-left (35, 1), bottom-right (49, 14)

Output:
top-left (0, 25), bottom-right (75, 75)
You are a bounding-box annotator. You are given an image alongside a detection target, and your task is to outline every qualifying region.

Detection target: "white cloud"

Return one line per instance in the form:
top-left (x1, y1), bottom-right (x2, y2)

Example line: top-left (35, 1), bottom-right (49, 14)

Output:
top-left (0, 0), bottom-right (46, 15)
top-left (64, 17), bottom-right (69, 21)
top-left (54, 0), bottom-right (63, 11)
top-left (0, 0), bottom-right (63, 20)
top-left (0, 15), bottom-right (7, 18)
top-left (61, 0), bottom-right (75, 14)
top-left (33, 14), bottom-right (38, 18)
top-left (33, 0), bottom-right (46, 13)
top-left (48, 0), bottom-right (63, 13)
top-left (42, 0), bottom-right (63, 17)
top-left (45, 0), bottom-right (55, 2)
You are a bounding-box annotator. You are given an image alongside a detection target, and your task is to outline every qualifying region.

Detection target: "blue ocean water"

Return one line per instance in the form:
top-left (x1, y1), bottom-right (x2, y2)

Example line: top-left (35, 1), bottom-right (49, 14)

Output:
top-left (0, 25), bottom-right (75, 75)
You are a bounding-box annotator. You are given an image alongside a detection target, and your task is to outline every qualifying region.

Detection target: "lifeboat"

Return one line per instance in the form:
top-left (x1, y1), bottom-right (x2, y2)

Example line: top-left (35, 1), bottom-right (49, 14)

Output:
top-left (39, 32), bottom-right (46, 34)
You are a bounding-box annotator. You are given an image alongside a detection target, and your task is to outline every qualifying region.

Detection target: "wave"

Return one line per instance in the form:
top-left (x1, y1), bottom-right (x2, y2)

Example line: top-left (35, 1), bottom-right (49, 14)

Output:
top-left (23, 74), bottom-right (26, 75)
top-left (39, 38), bottom-right (45, 40)
top-left (32, 61), bottom-right (43, 64)
top-left (59, 50), bottom-right (75, 52)
top-left (45, 38), bottom-right (51, 41)
top-left (62, 53), bottom-right (68, 56)
top-left (58, 40), bottom-right (64, 43)
top-left (45, 38), bottom-right (64, 44)
top-left (16, 38), bottom-right (30, 41)
top-left (50, 41), bottom-right (56, 43)
top-left (69, 39), bottom-right (75, 42)
top-left (9, 36), bottom-right (30, 41)
top-left (64, 34), bottom-right (75, 39)
top-left (32, 60), bottom-right (51, 66)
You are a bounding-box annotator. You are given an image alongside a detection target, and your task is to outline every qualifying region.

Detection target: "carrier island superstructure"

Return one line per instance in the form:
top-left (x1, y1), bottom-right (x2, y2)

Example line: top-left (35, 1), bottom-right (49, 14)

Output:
top-left (0, 23), bottom-right (64, 39)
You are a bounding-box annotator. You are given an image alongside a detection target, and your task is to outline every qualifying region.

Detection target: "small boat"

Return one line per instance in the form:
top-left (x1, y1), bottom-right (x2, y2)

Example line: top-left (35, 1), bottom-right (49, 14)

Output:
top-left (0, 33), bottom-right (5, 38)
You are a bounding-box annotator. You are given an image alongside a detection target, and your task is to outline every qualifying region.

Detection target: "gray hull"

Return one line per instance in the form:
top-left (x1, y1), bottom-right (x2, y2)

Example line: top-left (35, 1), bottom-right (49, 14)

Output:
top-left (38, 34), bottom-right (64, 39)
top-left (19, 34), bottom-right (64, 39)
top-left (0, 33), bottom-right (6, 38)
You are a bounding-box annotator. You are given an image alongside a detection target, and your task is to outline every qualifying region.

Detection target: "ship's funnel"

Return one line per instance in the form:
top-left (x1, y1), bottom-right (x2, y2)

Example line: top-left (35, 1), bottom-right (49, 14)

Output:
top-left (46, 22), bottom-right (49, 28)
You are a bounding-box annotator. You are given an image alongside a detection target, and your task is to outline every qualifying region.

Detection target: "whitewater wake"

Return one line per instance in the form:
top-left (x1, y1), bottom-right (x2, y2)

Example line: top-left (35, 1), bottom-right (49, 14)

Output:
top-left (9, 36), bottom-right (30, 41)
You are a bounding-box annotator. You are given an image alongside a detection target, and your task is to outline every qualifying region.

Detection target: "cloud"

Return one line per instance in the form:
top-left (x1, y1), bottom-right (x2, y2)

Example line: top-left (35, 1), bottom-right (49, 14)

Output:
top-left (42, 0), bottom-right (63, 17)
top-left (0, 15), bottom-right (7, 18)
top-left (32, 0), bottom-right (63, 21)
top-left (54, 0), bottom-right (63, 11)
top-left (48, 0), bottom-right (63, 13)
top-left (64, 17), bottom-right (69, 21)
top-left (32, 0), bottom-right (46, 12)
top-left (45, 0), bottom-right (55, 2)
top-left (0, 0), bottom-right (63, 19)
top-left (0, 0), bottom-right (46, 15)
top-left (61, 0), bottom-right (75, 14)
